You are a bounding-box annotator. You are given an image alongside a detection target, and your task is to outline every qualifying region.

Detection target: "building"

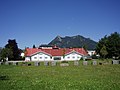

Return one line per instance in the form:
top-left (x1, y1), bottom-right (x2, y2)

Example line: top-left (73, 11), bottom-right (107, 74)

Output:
top-left (25, 47), bottom-right (88, 61)
top-left (39, 44), bottom-right (53, 49)
top-left (87, 50), bottom-right (96, 56)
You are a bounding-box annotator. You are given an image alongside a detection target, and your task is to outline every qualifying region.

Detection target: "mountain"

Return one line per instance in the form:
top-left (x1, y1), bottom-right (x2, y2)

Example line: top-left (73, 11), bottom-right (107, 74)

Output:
top-left (48, 35), bottom-right (97, 50)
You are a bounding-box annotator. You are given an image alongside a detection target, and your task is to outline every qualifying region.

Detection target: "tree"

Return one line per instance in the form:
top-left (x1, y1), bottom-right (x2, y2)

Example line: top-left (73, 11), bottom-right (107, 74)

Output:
top-left (0, 48), bottom-right (13, 62)
top-left (33, 45), bottom-right (36, 48)
top-left (100, 45), bottom-right (108, 59)
top-left (96, 32), bottom-right (120, 59)
top-left (0, 47), bottom-right (2, 59)
top-left (83, 44), bottom-right (88, 51)
top-left (5, 39), bottom-right (20, 60)
top-left (0, 47), bottom-right (2, 52)
top-left (96, 35), bottom-right (108, 55)
top-left (107, 32), bottom-right (120, 59)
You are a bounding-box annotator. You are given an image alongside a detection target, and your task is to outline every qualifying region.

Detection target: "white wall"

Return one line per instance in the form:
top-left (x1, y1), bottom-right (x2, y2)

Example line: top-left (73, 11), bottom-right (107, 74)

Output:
top-left (31, 52), bottom-right (52, 61)
top-left (25, 57), bottom-right (30, 61)
top-left (64, 52), bottom-right (82, 61)
top-left (26, 52), bottom-right (83, 61)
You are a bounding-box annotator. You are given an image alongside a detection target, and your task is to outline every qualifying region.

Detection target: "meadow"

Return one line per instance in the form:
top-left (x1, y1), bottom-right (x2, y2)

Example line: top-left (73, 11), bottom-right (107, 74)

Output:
top-left (0, 61), bottom-right (120, 90)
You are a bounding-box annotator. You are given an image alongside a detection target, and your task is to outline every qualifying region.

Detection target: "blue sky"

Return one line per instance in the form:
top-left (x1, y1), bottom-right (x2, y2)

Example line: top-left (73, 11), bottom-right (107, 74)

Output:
top-left (0, 0), bottom-right (120, 49)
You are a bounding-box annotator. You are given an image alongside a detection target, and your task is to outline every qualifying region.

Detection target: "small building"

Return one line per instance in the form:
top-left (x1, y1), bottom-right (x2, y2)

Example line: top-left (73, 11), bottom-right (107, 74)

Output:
top-left (25, 47), bottom-right (88, 61)
top-left (87, 50), bottom-right (96, 56)
top-left (39, 44), bottom-right (53, 49)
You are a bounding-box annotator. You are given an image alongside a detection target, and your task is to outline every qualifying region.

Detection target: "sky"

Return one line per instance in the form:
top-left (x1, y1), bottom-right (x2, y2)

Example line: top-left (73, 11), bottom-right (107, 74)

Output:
top-left (0, 0), bottom-right (120, 49)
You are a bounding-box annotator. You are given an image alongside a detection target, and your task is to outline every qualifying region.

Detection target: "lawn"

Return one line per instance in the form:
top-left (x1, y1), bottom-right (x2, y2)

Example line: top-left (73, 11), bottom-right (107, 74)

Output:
top-left (0, 63), bottom-right (120, 90)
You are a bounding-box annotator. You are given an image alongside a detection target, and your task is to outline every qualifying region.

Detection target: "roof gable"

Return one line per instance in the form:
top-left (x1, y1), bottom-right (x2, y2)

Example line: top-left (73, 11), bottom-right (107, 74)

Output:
top-left (65, 50), bottom-right (83, 56)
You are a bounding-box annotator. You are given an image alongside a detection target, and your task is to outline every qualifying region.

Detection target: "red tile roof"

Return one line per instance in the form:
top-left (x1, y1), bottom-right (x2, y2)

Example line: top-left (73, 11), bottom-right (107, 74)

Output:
top-left (25, 48), bottom-right (88, 56)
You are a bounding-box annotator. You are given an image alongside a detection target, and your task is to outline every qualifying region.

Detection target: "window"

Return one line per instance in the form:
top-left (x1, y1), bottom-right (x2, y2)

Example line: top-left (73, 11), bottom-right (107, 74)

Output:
top-left (45, 57), bottom-right (48, 59)
top-left (40, 57), bottom-right (42, 59)
top-left (67, 57), bottom-right (70, 59)
top-left (54, 57), bottom-right (61, 60)
top-left (34, 57), bottom-right (37, 59)
top-left (72, 56), bottom-right (75, 59)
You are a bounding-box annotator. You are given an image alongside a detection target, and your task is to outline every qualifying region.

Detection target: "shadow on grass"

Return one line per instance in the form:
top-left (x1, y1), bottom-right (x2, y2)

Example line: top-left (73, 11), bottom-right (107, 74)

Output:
top-left (0, 75), bottom-right (10, 80)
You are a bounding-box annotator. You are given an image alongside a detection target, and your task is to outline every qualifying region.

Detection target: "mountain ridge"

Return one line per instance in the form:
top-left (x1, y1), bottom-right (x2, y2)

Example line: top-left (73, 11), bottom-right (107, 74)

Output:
top-left (48, 35), bottom-right (97, 50)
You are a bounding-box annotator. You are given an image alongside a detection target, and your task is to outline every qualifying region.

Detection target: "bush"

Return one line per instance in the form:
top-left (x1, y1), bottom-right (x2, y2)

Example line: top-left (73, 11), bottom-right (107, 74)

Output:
top-left (80, 57), bottom-right (84, 60)
top-left (92, 55), bottom-right (99, 59)
top-left (61, 61), bottom-right (68, 63)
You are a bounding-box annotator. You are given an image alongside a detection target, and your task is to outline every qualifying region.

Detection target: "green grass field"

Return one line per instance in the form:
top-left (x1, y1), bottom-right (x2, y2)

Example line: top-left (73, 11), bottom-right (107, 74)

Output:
top-left (0, 63), bottom-right (120, 90)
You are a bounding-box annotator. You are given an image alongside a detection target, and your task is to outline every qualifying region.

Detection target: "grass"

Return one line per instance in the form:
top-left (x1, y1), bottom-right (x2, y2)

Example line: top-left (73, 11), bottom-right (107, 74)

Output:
top-left (0, 61), bottom-right (120, 90)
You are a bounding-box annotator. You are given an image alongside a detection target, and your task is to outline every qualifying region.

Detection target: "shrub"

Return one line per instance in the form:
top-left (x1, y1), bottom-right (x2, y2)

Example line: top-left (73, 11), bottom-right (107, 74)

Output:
top-left (61, 61), bottom-right (68, 63)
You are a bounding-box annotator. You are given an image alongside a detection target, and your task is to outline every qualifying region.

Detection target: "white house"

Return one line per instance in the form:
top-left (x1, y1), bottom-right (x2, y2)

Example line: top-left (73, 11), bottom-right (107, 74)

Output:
top-left (25, 47), bottom-right (88, 61)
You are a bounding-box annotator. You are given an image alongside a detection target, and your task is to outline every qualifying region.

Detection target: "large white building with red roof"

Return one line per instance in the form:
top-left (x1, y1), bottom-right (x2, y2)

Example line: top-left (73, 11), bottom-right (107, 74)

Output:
top-left (25, 46), bottom-right (88, 61)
